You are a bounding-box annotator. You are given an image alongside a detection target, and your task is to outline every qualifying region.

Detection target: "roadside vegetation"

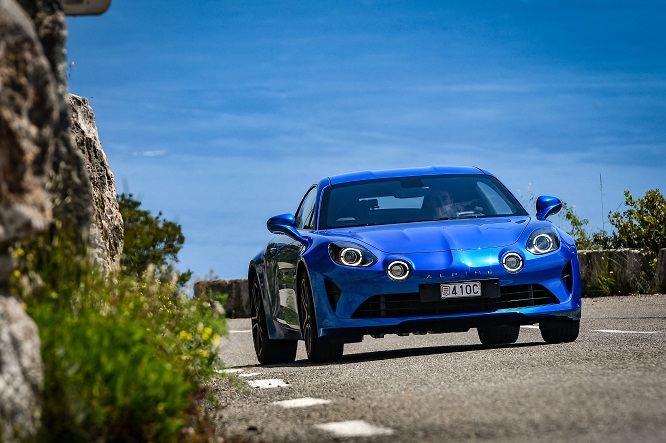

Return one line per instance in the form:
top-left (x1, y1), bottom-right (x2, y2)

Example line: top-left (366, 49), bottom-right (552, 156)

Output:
top-left (559, 188), bottom-right (666, 295)
top-left (10, 195), bottom-right (225, 442)
top-left (119, 193), bottom-right (193, 287)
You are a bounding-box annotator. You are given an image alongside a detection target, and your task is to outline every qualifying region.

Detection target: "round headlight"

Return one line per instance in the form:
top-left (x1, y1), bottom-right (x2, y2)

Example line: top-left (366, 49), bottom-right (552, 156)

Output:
top-left (340, 247), bottom-right (363, 266)
top-left (526, 227), bottom-right (560, 255)
top-left (387, 260), bottom-right (410, 281)
top-left (532, 234), bottom-right (553, 254)
top-left (329, 242), bottom-right (377, 267)
top-left (502, 252), bottom-right (524, 273)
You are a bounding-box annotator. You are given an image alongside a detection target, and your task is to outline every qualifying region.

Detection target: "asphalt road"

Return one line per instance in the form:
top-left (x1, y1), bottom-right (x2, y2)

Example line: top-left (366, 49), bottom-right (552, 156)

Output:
top-left (210, 294), bottom-right (666, 442)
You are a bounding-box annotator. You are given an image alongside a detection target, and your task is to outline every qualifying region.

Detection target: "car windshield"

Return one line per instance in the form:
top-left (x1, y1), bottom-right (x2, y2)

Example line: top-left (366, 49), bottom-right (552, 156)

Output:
top-left (319, 174), bottom-right (528, 229)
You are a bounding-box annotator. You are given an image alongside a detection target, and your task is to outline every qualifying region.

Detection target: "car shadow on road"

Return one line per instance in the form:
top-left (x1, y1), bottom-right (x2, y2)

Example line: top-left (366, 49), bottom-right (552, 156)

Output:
top-left (259, 340), bottom-right (548, 368)
top-left (338, 341), bottom-right (547, 365)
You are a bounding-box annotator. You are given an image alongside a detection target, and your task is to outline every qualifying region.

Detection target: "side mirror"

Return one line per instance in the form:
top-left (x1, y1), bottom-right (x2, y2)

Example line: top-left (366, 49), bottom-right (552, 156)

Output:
top-left (267, 213), bottom-right (309, 244)
top-left (536, 196), bottom-right (562, 221)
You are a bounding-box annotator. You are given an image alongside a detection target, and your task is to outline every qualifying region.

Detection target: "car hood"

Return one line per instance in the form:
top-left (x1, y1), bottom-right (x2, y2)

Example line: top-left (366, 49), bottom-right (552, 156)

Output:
top-left (323, 217), bottom-right (531, 253)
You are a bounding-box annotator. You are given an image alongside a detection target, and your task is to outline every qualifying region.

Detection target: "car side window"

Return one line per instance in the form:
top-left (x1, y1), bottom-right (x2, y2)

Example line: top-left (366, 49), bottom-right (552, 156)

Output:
top-left (295, 186), bottom-right (317, 230)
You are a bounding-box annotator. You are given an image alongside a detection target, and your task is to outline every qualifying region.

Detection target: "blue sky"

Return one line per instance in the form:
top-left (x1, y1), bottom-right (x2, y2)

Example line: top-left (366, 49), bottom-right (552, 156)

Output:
top-left (66, 1), bottom-right (666, 281)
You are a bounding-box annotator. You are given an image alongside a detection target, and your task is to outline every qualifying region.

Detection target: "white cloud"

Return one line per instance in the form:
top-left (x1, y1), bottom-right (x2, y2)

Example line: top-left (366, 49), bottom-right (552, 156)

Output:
top-left (132, 150), bottom-right (167, 158)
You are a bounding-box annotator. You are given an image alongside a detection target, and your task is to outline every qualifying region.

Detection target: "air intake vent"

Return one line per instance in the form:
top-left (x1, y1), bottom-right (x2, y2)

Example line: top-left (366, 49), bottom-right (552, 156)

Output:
top-left (351, 284), bottom-right (559, 319)
top-left (324, 279), bottom-right (342, 310)
top-left (561, 260), bottom-right (573, 293)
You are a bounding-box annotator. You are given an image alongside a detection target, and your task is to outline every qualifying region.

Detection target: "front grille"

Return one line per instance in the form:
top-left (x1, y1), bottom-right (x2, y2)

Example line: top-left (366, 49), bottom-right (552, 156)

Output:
top-left (350, 284), bottom-right (559, 319)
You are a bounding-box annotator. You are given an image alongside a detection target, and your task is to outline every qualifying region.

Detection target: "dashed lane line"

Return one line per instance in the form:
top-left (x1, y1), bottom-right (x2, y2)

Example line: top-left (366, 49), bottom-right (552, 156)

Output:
top-left (238, 372), bottom-right (262, 378)
top-left (229, 370), bottom-right (395, 438)
top-left (315, 420), bottom-right (394, 438)
top-left (273, 398), bottom-right (332, 408)
top-left (247, 378), bottom-right (291, 389)
top-left (521, 325), bottom-right (662, 334)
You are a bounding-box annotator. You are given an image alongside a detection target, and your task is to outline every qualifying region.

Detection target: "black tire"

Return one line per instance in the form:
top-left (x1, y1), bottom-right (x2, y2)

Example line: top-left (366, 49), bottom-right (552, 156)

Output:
top-left (477, 324), bottom-right (520, 345)
top-left (250, 277), bottom-right (297, 365)
top-left (299, 273), bottom-right (343, 363)
top-left (540, 319), bottom-right (580, 344)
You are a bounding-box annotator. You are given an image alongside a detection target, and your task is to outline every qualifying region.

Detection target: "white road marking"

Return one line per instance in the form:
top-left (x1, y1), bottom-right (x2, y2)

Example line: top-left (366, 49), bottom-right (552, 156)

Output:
top-left (273, 397), bottom-right (332, 408)
top-left (593, 329), bottom-right (661, 334)
top-left (521, 326), bottom-right (661, 334)
top-left (315, 420), bottom-right (394, 438)
top-left (238, 372), bottom-right (262, 378)
top-left (247, 378), bottom-right (290, 389)
top-left (219, 368), bottom-right (244, 374)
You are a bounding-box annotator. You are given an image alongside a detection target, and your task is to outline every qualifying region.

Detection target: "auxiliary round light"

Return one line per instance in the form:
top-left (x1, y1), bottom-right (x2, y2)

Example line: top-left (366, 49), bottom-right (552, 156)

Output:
top-left (340, 247), bottom-right (363, 266)
top-left (387, 260), bottom-right (410, 281)
top-left (502, 252), bottom-right (524, 273)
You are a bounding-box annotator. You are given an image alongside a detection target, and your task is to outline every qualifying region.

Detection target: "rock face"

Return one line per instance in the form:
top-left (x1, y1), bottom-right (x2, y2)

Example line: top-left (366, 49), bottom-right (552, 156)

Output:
top-left (0, 0), bottom-right (56, 272)
top-left (0, 296), bottom-right (44, 441)
top-left (194, 279), bottom-right (251, 318)
top-left (20, 0), bottom-right (94, 253)
top-left (0, 0), bottom-right (118, 440)
top-left (69, 94), bottom-right (123, 272)
top-left (0, 0), bottom-right (55, 440)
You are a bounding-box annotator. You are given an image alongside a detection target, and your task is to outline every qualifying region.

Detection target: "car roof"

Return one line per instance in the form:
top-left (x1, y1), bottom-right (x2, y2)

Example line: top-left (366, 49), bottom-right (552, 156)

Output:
top-left (326, 165), bottom-right (490, 186)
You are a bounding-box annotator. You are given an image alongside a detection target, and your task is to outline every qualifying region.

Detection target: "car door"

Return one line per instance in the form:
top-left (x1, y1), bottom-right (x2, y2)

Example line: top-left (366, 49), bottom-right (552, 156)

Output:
top-left (273, 185), bottom-right (317, 329)
top-left (264, 232), bottom-right (297, 326)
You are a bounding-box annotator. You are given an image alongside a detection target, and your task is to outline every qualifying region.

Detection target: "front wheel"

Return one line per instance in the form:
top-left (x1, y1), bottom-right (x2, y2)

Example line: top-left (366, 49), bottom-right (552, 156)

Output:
top-left (250, 277), bottom-right (297, 365)
top-left (540, 319), bottom-right (580, 344)
top-left (477, 324), bottom-right (520, 345)
top-left (299, 273), bottom-right (343, 363)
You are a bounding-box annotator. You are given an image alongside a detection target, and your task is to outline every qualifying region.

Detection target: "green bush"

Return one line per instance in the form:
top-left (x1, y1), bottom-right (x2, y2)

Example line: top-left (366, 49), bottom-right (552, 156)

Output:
top-left (560, 189), bottom-right (665, 295)
top-left (559, 201), bottom-right (613, 250)
top-left (34, 305), bottom-right (191, 442)
top-left (118, 193), bottom-right (193, 287)
top-left (560, 188), bottom-right (666, 256)
top-left (11, 230), bottom-right (225, 442)
top-left (608, 189), bottom-right (666, 257)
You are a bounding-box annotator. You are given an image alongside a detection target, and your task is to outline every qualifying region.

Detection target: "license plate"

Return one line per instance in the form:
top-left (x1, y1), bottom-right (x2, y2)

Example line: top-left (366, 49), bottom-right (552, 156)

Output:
top-left (440, 281), bottom-right (482, 299)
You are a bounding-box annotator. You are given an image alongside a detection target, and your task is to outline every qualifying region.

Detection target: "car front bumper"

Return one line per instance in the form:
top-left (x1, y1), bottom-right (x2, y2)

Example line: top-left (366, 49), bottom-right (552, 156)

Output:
top-left (306, 245), bottom-right (582, 339)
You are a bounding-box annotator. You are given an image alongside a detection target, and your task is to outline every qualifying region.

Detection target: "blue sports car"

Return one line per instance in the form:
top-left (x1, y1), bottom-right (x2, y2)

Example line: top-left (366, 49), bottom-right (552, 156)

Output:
top-left (248, 166), bottom-right (581, 364)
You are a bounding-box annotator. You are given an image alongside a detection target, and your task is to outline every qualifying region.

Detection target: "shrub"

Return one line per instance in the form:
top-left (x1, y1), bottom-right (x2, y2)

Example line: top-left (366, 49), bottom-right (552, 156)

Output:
top-left (11, 229), bottom-right (225, 442)
top-left (608, 189), bottom-right (666, 257)
top-left (34, 305), bottom-right (191, 442)
top-left (561, 189), bottom-right (665, 294)
top-left (560, 201), bottom-right (613, 250)
top-left (118, 193), bottom-right (193, 287)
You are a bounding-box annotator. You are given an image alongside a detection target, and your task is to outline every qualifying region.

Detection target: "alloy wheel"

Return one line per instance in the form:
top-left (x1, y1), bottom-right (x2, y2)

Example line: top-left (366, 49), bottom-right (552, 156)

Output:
top-left (250, 279), bottom-right (265, 357)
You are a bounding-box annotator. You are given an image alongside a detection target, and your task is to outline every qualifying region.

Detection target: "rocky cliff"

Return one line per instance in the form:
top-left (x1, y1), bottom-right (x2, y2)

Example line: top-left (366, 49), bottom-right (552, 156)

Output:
top-left (0, 1), bottom-right (122, 440)
top-left (69, 94), bottom-right (123, 272)
top-left (0, 0), bottom-right (55, 439)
